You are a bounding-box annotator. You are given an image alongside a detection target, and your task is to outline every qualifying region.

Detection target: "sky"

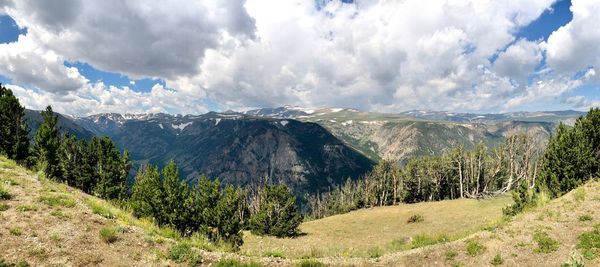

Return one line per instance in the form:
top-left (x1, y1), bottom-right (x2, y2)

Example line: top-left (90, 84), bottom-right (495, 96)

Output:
top-left (0, 0), bottom-right (599, 116)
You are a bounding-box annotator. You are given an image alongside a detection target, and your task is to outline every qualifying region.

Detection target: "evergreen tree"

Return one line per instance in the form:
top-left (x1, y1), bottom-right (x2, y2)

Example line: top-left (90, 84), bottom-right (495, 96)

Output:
top-left (214, 185), bottom-right (243, 247)
top-left (249, 184), bottom-right (303, 237)
top-left (130, 165), bottom-right (164, 220)
top-left (162, 160), bottom-right (191, 233)
top-left (75, 138), bottom-right (98, 193)
top-left (34, 106), bottom-right (61, 179)
top-left (538, 108), bottom-right (600, 197)
top-left (0, 84), bottom-right (30, 163)
top-left (59, 133), bottom-right (79, 184)
top-left (93, 137), bottom-right (128, 199)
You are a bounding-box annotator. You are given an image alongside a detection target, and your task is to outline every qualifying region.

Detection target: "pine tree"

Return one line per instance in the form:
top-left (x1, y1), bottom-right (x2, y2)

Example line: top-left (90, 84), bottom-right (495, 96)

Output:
top-left (249, 184), bottom-right (303, 237)
top-left (162, 160), bottom-right (191, 233)
top-left (0, 84), bottom-right (30, 163)
top-left (93, 137), bottom-right (128, 199)
top-left (59, 133), bottom-right (79, 185)
top-left (130, 165), bottom-right (164, 220)
top-left (215, 185), bottom-right (243, 247)
top-left (34, 106), bottom-right (61, 179)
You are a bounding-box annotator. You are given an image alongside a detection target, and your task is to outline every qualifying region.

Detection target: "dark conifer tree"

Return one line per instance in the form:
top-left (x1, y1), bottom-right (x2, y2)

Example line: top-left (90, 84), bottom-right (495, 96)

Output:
top-left (0, 84), bottom-right (30, 163)
top-left (34, 105), bottom-right (61, 179)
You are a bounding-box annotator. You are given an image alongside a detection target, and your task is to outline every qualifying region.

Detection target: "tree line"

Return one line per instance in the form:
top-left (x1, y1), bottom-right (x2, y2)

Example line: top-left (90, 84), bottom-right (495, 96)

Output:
top-left (0, 84), bottom-right (303, 249)
top-left (307, 134), bottom-right (542, 219)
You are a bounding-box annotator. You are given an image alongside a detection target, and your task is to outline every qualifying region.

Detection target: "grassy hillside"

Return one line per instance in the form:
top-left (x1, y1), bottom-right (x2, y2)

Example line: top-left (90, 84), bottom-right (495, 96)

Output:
top-left (0, 156), bottom-right (265, 266)
top-left (242, 196), bottom-right (512, 259)
top-left (3, 154), bottom-right (598, 266)
top-left (378, 180), bottom-right (600, 266)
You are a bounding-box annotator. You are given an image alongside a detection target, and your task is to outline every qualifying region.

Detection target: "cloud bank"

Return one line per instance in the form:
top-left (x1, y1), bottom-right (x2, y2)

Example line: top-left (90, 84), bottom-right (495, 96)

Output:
top-left (0, 0), bottom-right (598, 115)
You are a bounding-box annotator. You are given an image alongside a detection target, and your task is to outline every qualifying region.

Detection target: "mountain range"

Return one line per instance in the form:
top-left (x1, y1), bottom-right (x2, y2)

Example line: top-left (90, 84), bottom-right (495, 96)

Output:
top-left (24, 106), bottom-right (585, 194)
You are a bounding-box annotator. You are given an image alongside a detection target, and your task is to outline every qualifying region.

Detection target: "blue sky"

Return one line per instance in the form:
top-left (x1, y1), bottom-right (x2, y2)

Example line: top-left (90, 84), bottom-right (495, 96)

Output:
top-left (0, 0), bottom-right (598, 115)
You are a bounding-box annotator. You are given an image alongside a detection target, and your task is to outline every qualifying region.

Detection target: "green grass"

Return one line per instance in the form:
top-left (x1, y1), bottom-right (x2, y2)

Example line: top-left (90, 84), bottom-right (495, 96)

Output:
top-left (242, 196), bottom-right (511, 258)
top-left (15, 204), bottom-right (37, 212)
top-left (574, 188), bottom-right (586, 202)
top-left (0, 203), bottom-right (9, 211)
top-left (411, 235), bottom-right (449, 249)
top-left (367, 246), bottom-right (383, 258)
top-left (262, 250), bottom-right (286, 258)
top-left (84, 198), bottom-right (116, 219)
top-left (466, 239), bottom-right (486, 256)
top-left (38, 194), bottom-right (76, 208)
top-left (578, 214), bottom-right (593, 222)
top-left (296, 260), bottom-right (326, 267)
top-left (213, 259), bottom-right (262, 267)
top-left (167, 243), bottom-right (193, 263)
top-left (577, 224), bottom-right (600, 260)
top-left (50, 210), bottom-right (71, 220)
top-left (533, 230), bottom-right (559, 253)
top-left (0, 184), bottom-right (11, 200)
top-left (491, 254), bottom-right (504, 265)
top-left (99, 225), bottom-right (120, 243)
top-left (9, 227), bottom-right (22, 236)
top-left (446, 250), bottom-right (458, 260)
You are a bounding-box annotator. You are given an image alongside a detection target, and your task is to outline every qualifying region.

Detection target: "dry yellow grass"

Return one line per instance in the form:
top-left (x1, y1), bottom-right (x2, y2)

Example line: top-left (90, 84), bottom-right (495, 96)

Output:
top-left (242, 196), bottom-right (512, 258)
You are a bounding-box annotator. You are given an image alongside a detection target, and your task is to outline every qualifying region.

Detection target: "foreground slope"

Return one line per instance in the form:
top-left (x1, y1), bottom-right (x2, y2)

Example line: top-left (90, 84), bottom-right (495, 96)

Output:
top-left (379, 181), bottom-right (600, 266)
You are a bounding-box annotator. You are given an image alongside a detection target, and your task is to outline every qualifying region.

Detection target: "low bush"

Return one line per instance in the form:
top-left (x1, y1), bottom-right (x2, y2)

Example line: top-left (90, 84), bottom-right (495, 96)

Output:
top-left (490, 254), bottom-right (503, 265)
top-left (0, 203), bottom-right (9, 211)
top-left (168, 243), bottom-right (193, 263)
top-left (466, 239), bottom-right (486, 256)
top-left (0, 185), bottom-right (11, 200)
top-left (9, 227), bottom-right (22, 236)
top-left (407, 214), bottom-right (424, 223)
top-left (99, 226), bottom-right (120, 243)
top-left (445, 250), bottom-right (458, 260)
top-left (533, 230), bottom-right (559, 253)
top-left (578, 214), bottom-right (593, 222)
top-left (367, 246), bottom-right (382, 258)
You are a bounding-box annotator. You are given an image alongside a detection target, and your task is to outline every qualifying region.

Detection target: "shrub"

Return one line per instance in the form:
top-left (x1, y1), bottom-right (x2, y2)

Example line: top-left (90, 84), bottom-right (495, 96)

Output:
top-left (533, 230), bottom-right (559, 253)
top-left (466, 240), bottom-right (486, 256)
top-left (446, 250), bottom-right (458, 260)
top-left (0, 185), bottom-right (10, 200)
top-left (0, 203), bottom-right (9, 211)
top-left (248, 184), bottom-right (303, 238)
top-left (296, 260), bottom-right (326, 267)
top-left (577, 224), bottom-right (600, 260)
top-left (9, 227), bottom-right (22, 236)
top-left (38, 195), bottom-right (76, 208)
top-left (167, 243), bottom-right (193, 263)
top-left (491, 254), bottom-right (503, 265)
top-left (367, 246), bottom-right (382, 258)
top-left (407, 214), bottom-right (424, 223)
top-left (213, 259), bottom-right (261, 267)
top-left (578, 214), bottom-right (593, 222)
top-left (99, 226), bottom-right (119, 243)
